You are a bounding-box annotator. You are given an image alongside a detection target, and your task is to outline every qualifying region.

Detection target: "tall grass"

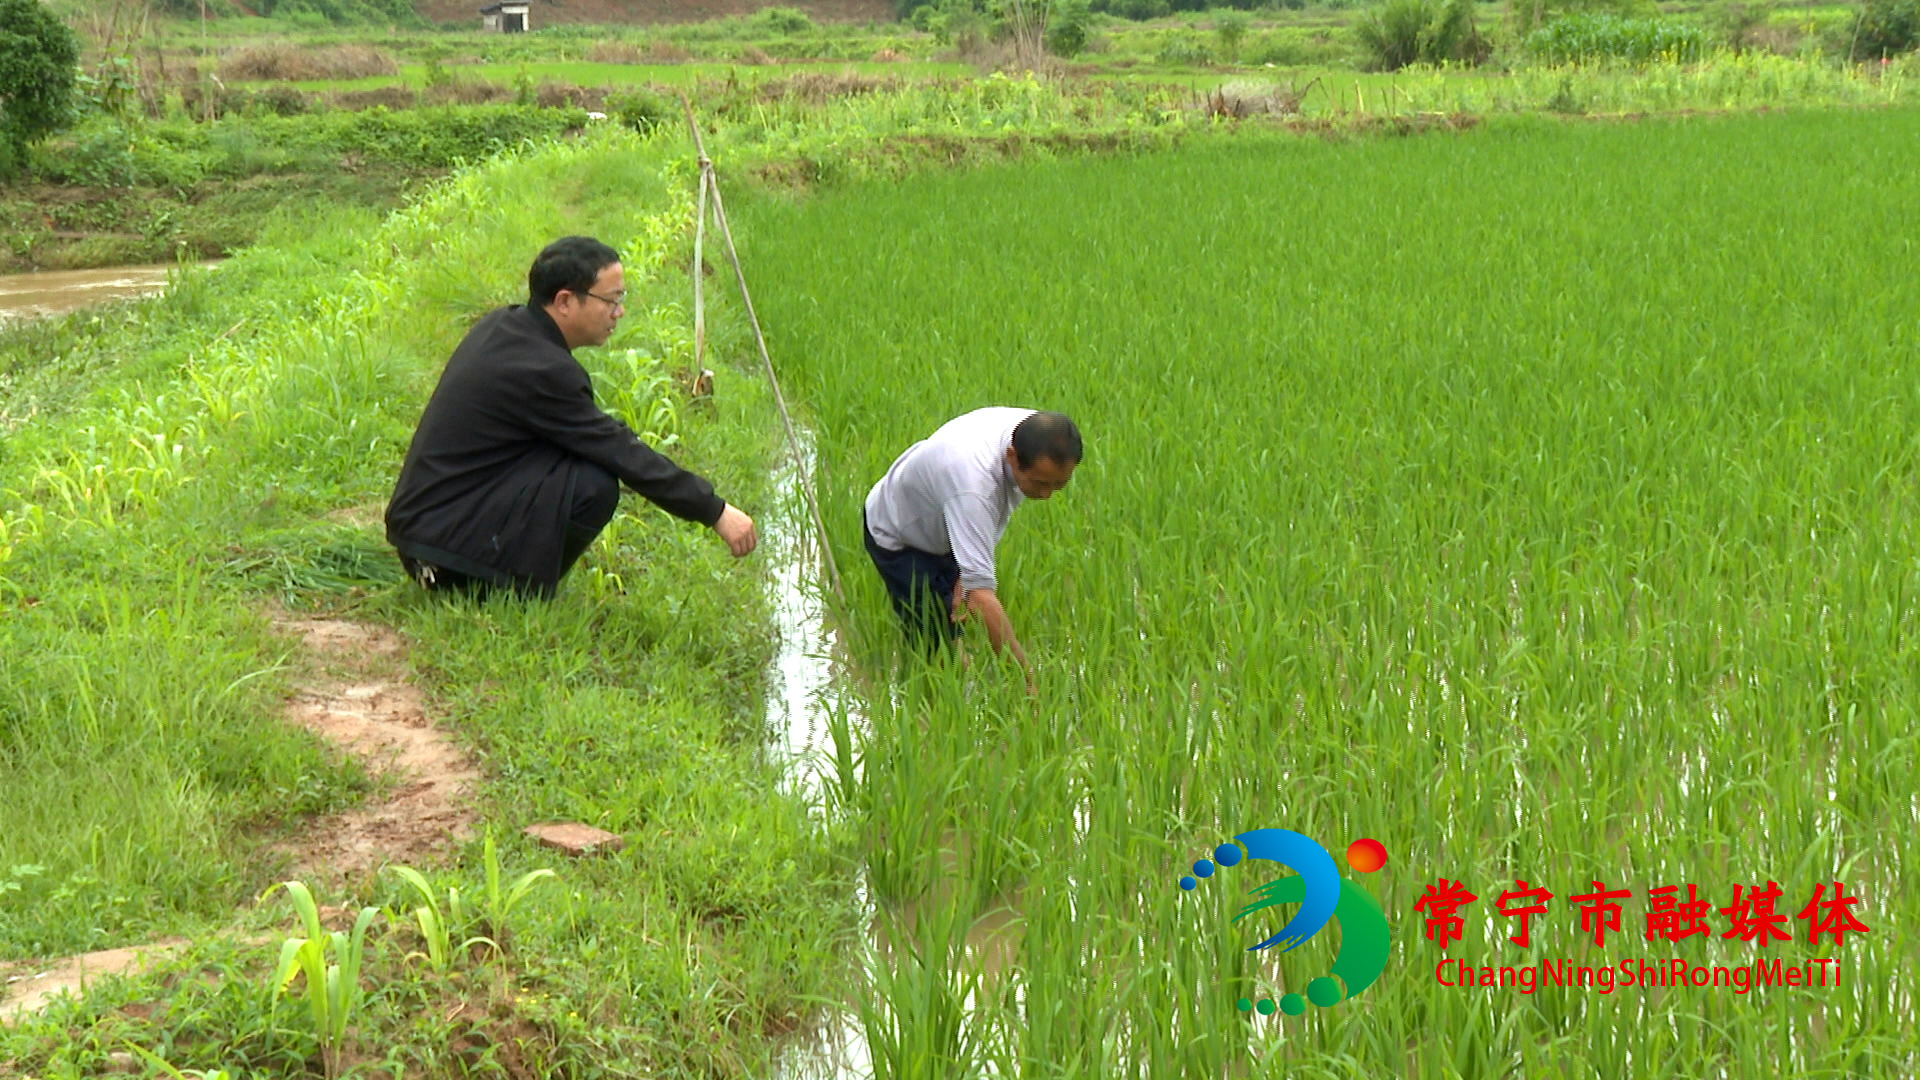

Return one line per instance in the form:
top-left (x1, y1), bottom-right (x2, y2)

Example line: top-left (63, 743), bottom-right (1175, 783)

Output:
top-left (0, 126), bottom-right (856, 1076)
top-left (736, 107), bottom-right (1920, 1075)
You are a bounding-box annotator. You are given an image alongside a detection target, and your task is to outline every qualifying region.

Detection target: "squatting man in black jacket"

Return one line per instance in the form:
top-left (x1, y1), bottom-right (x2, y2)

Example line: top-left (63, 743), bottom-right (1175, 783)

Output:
top-left (385, 236), bottom-right (757, 597)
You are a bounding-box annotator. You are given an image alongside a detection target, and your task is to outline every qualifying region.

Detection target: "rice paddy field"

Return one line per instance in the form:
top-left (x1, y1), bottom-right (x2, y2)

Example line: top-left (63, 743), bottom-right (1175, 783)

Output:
top-left (737, 107), bottom-right (1920, 1077)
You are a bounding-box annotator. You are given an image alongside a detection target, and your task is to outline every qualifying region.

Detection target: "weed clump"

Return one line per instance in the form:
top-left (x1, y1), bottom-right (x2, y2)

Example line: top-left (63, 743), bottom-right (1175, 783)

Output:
top-left (216, 43), bottom-right (399, 82)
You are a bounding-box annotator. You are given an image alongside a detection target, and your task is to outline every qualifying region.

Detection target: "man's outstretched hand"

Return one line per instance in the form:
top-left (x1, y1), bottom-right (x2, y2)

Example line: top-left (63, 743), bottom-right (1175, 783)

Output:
top-left (953, 584), bottom-right (1036, 696)
top-left (714, 504), bottom-right (757, 557)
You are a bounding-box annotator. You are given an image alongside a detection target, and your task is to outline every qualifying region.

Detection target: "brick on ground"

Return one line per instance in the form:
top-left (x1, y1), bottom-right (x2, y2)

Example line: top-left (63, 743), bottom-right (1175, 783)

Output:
top-left (523, 822), bottom-right (624, 856)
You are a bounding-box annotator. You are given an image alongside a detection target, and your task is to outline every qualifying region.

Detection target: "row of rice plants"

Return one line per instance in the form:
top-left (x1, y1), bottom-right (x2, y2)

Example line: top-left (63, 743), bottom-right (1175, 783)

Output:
top-left (735, 107), bottom-right (1920, 1076)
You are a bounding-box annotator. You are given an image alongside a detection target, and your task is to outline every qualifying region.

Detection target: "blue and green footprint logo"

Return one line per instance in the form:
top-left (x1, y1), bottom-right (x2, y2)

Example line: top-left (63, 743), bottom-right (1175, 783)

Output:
top-left (1179, 830), bottom-right (1391, 1016)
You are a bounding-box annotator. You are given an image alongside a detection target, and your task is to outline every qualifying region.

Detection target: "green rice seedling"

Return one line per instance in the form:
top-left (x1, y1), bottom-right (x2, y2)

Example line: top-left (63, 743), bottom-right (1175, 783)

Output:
top-left (735, 107), bottom-right (1920, 1077)
top-left (264, 880), bottom-right (380, 1079)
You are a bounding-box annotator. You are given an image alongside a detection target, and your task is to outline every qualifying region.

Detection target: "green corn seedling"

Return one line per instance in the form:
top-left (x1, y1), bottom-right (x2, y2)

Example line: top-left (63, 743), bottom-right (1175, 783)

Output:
top-left (385, 864), bottom-right (496, 972)
top-left (264, 880), bottom-right (379, 1079)
top-left (478, 830), bottom-right (557, 950)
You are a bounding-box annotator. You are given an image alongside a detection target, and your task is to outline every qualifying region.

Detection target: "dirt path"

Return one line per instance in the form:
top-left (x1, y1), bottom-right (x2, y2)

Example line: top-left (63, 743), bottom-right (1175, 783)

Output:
top-left (0, 941), bottom-right (191, 1022)
top-left (270, 613), bottom-right (481, 885)
top-left (1, 613), bottom-right (478, 1021)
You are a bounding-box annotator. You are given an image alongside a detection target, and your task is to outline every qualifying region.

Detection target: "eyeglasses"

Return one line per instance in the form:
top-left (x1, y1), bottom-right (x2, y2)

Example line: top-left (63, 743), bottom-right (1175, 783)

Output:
top-left (581, 290), bottom-right (626, 309)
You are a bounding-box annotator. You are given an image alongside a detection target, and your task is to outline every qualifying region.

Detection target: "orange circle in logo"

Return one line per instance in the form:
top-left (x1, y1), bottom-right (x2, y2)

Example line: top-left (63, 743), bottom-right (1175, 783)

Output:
top-left (1346, 838), bottom-right (1387, 873)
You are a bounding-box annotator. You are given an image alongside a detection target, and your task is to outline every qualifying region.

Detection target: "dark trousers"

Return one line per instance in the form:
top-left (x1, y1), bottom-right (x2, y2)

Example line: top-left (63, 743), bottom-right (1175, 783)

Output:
top-left (862, 509), bottom-right (962, 648)
top-left (403, 464), bottom-right (620, 599)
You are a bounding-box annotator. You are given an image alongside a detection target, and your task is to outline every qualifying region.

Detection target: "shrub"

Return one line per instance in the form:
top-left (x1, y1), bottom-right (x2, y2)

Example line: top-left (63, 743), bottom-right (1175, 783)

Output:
top-left (1712, 1), bottom-right (1773, 53)
top-left (421, 79), bottom-right (511, 105)
top-left (1155, 32), bottom-right (1217, 64)
top-left (605, 85), bottom-right (677, 135)
top-left (755, 5), bottom-right (816, 33)
top-left (248, 84), bottom-right (314, 116)
top-left (1047, 0), bottom-right (1094, 55)
top-left (326, 86), bottom-right (420, 110)
top-left (1248, 29), bottom-right (1354, 65)
top-left (1354, 0), bottom-right (1485, 70)
top-left (29, 117), bottom-right (135, 185)
top-left (1508, 0), bottom-right (1653, 39)
top-left (1098, 0), bottom-right (1167, 19)
top-left (1215, 11), bottom-right (1252, 59)
top-left (0, 0), bottom-right (82, 169)
top-left (1847, 0), bottom-right (1920, 58)
top-left (646, 39), bottom-right (693, 63)
top-left (1524, 13), bottom-right (1709, 62)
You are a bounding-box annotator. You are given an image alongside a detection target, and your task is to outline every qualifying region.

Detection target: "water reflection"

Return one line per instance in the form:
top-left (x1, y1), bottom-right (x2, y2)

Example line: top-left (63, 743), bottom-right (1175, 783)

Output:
top-left (763, 446), bottom-right (874, 1080)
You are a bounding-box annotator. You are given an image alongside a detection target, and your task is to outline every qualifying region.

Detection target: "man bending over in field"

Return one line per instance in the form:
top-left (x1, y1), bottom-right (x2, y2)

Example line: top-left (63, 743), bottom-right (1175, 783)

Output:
top-left (386, 236), bottom-right (757, 598)
top-left (862, 408), bottom-right (1081, 693)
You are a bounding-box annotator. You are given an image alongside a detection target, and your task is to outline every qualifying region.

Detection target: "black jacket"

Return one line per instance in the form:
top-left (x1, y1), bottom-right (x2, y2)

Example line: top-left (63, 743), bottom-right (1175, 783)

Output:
top-left (385, 304), bottom-right (725, 587)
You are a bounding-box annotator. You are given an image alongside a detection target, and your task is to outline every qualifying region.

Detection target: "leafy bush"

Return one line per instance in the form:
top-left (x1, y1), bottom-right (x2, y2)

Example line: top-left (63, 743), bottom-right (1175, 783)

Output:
top-left (1508, 0), bottom-right (1654, 39)
top-left (755, 5), bottom-right (816, 33)
top-left (1847, 0), bottom-right (1920, 58)
top-left (29, 118), bottom-right (137, 185)
top-left (1711, 1), bottom-right (1774, 53)
top-left (1247, 29), bottom-right (1355, 65)
top-left (1155, 32), bottom-right (1217, 64)
top-left (922, 0), bottom-right (992, 52)
top-left (1099, 0), bottom-right (1173, 19)
top-left (1216, 11), bottom-right (1251, 60)
top-left (181, 83), bottom-right (314, 119)
top-left (249, 84), bottom-right (315, 117)
top-left (318, 105), bottom-right (588, 168)
top-left (1525, 13), bottom-right (1709, 63)
top-left (605, 86), bottom-right (677, 135)
top-left (1354, 0), bottom-right (1486, 70)
top-left (1047, 0), bottom-right (1094, 55)
top-left (585, 40), bottom-right (646, 63)
top-left (0, 0), bottom-right (82, 169)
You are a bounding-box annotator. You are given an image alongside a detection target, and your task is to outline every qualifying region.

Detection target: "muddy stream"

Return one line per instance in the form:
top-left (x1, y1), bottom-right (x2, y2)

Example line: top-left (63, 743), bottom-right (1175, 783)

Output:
top-left (0, 264), bottom-right (196, 324)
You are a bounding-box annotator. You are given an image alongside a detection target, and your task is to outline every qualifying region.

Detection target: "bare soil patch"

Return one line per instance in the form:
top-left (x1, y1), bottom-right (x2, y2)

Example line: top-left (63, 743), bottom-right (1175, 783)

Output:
top-left (0, 940), bottom-right (191, 1022)
top-left (270, 614), bottom-right (480, 887)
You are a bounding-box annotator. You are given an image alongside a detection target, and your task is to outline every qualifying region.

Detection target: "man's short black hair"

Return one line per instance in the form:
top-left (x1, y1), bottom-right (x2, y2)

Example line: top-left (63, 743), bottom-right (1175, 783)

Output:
top-left (1011, 410), bottom-right (1082, 469)
top-left (529, 236), bottom-right (620, 307)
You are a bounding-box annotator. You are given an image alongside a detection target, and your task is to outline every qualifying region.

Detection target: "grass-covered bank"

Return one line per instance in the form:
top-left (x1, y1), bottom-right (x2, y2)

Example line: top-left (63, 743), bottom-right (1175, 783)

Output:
top-left (734, 106), bottom-right (1920, 1077)
top-left (2, 105), bottom-right (591, 273)
top-left (0, 128), bottom-right (858, 1077)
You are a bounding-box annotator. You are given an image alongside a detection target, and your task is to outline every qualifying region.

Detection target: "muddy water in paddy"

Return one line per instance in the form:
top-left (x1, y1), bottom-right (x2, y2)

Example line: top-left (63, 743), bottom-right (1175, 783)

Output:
top-left (763, 452), bottom-right (1037, 1080)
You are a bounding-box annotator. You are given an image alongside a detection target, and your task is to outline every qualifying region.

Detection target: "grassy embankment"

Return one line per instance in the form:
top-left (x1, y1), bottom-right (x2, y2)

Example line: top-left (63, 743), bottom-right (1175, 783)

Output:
top-left (0, 126), bottom-right (860, 1077)
top-left (735, 105), bottom-right (1920, 1078)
